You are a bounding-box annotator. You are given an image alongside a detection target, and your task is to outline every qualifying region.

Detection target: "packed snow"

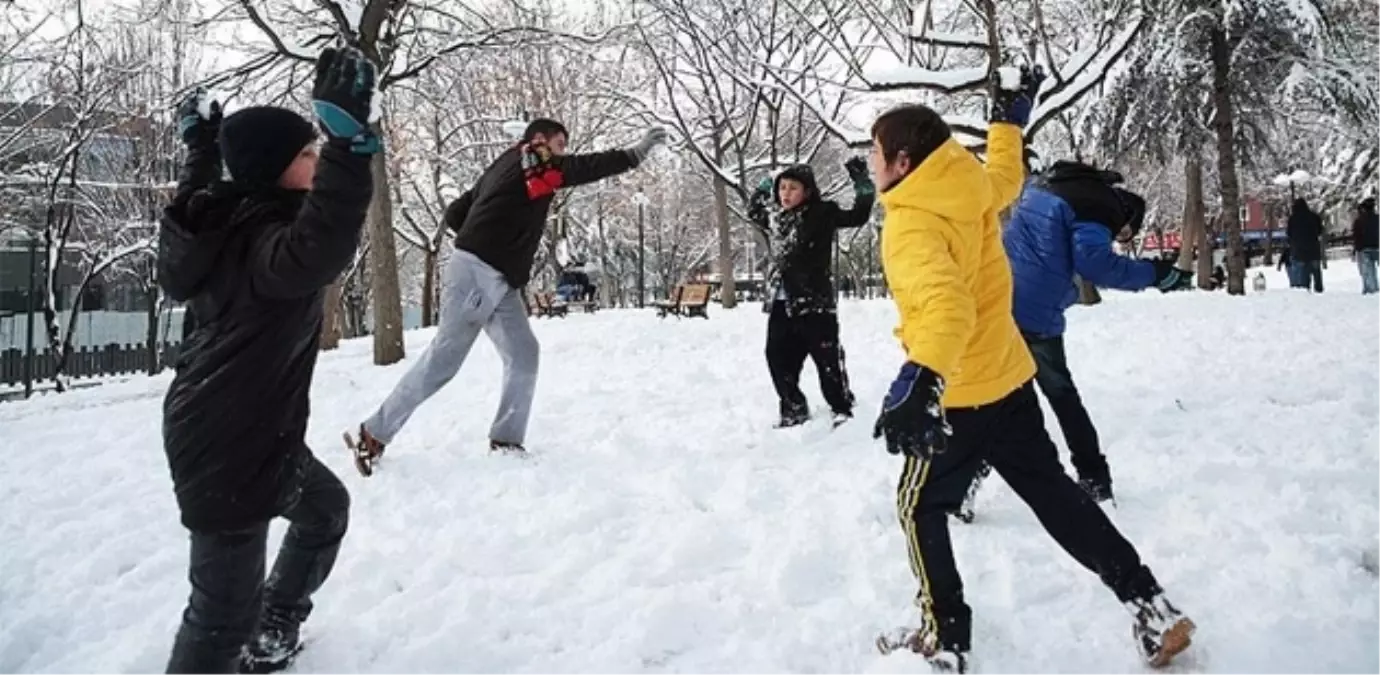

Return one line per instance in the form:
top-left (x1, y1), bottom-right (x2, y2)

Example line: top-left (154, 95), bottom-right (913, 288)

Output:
top-left (2, 264), bottom-right (1377, 673)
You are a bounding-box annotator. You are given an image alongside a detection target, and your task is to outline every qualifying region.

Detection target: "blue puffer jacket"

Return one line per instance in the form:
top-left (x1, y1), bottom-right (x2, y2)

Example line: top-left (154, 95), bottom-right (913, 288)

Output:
top-left (1002, 182), bottom-right (1157, 337)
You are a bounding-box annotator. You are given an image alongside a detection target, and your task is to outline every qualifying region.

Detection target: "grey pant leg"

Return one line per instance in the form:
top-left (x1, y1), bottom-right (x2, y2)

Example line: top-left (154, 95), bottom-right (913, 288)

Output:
top-left (483, 289), bottom-right (540, 445)
top-left (363, 254), bottom-right (490, 443)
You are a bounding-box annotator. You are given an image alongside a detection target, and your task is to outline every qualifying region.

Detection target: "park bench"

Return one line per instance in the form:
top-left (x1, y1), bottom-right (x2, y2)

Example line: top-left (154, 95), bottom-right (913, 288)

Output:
top-left (654, 283), bottom-right (710, 319)
top-left (529, 291), bottom-right (569, 318)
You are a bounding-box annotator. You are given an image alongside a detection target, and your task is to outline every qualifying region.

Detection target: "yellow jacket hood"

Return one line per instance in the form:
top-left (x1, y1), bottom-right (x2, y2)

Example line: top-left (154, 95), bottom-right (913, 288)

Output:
top-left (879, 137), bottom-right (994, 222)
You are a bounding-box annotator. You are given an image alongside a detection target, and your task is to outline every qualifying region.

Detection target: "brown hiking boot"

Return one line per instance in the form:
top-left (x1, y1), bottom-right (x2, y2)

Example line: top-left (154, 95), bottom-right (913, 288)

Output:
top-left (1128, 594), bottom-right (1196, 667)
top-left (344, 425), bottom-right (385, 477)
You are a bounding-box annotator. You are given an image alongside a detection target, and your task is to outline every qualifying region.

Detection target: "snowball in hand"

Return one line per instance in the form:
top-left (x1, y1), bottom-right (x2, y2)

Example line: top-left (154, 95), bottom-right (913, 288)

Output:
top-left (997, 66), bottom-right (1022, 91)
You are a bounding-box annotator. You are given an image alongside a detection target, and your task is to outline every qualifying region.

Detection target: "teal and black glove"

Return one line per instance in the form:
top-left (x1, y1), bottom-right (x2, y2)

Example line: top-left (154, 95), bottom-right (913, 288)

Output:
top-left (311, 47), bottom-right (380, 155)
top-left (844, 156), bottom-right (874, 196)
top-left (176, 88), bottom-right (221, 149)
top-left (1152, 260), bottom-right (1194, 292)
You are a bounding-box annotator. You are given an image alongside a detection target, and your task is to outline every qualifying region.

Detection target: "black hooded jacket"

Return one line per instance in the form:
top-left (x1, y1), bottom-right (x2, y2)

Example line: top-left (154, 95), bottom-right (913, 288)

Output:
top-left (1353, 200), bottom-right (1378, 251)
top-left (1287, 198), bottom-right (1324, 262)
top-left (448, 144), bottom-right (637, 288)
top-left (157, 142), bottom-right (372, 532)
top-left (746, 165), bottom-right (875, 315)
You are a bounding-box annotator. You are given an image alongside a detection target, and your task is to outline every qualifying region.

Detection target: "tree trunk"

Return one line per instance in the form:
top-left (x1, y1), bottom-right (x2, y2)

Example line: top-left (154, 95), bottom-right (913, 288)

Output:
top-left (1263, 202), bottom-right (1276, 266)
top-left (1180, 153), bottom-right (1206, 278)
top-left (1197, 215), bottom-right (1214, 288)
top-left (1076, 275), bottom-right (1102, 305)
top-left (320, 281), bottom-right (343, 350)
top-left (1209, 25), bottom-right (1246, 295)
top-left (368, 142), bottom-right (406, 365)
top-left (714, 177), bottom-right (735, 308)
top-left (421, 248), bottom-right (437, 328)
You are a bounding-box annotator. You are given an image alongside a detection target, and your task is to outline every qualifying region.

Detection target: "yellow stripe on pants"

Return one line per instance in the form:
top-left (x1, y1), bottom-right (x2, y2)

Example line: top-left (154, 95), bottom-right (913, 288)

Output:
top-left (896, 454), bottom-right (936, 631)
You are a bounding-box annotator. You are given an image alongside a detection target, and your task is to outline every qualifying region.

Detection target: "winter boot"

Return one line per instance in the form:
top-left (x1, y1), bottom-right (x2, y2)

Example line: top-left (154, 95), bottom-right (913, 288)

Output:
top-left (344, 424), bottom-right (385, 478)
top-left (876, 624), bottom-right (968, 673)
top-left (490, 439), bottom-right (527, 455)
top-left (1126, 594), bottom-right (1195, 667)
top-left (774, 401), bottom-right (810, 429)
top-left (830, 410), bottom-right (853, 429)
top-left (239, 609), bottom-right (304, 674)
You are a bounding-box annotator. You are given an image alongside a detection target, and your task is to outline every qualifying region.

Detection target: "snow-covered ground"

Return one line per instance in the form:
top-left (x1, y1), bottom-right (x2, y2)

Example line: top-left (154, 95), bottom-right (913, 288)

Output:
top-left (3, 265), bottom-right (1377, 673)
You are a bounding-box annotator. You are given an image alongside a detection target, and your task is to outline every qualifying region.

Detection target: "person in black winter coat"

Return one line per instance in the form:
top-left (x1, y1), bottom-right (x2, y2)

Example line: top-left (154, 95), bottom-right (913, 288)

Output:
top-left (349, 119), bottom-right (666, 467)
top-left (747, 158), bottom-right (875, 427)
top-left (158, 47), bottom-right (378, 674)
top-left (1352, 197), bottom-right (1379, 294)
top-left (1287, 198), bottom-right (1325, 293)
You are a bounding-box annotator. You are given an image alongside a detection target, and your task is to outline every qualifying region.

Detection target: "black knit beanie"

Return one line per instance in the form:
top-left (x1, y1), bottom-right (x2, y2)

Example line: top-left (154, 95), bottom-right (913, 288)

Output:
top-left (219, 106), bottom-right (318, 187)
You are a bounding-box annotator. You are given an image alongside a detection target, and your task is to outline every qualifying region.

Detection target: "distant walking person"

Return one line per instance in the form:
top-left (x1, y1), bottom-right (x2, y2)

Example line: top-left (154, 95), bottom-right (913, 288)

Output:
top-left (1287, 198), bottom-right (1325, 293)
top-left (349, 120), bottom-right (666, 472)
top-left (1352, 197), bottom-right (1378, 294)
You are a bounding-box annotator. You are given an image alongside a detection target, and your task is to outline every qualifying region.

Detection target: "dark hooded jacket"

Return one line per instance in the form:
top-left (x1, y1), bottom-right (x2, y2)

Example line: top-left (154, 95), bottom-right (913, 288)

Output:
top-left (1353, 199), bottom-right (1378, 252)
top-left (1287, 198), bottom-right (1324, 262)
top-left (746, 164), bottom-right (875, 315)
top-left (448, 143), bottom-right (638, 288)
top-left (157, 142), bottom-right (372, 532)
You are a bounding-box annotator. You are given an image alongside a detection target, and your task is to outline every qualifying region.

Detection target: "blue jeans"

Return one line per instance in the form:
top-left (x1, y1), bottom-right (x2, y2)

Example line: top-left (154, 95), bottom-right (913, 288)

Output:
top-left (1290, 260), bottom-right (1324, 293)
top-left (166, 456), bottom-right (349, 673)
top-left (1358, 249), bottom-right (1379, 294)
top-left (1022, 332), bottom-right (1108, 487)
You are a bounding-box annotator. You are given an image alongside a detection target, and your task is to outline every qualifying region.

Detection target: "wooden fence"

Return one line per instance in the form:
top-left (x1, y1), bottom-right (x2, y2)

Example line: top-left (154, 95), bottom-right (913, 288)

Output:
top-left (0, 342), bottom-right (180, 387)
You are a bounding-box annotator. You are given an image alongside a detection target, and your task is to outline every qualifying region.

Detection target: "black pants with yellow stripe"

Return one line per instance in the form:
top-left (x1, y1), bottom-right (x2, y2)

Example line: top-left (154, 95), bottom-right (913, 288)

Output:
top-left (895, 381), bottom-right (1162, 653)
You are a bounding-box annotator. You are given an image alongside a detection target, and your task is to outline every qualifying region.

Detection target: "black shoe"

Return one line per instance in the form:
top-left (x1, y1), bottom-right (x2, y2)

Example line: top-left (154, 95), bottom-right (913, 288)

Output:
top-left (830, 411), bottom-right (853, 428)
top-left (1079, 477), bottom-right (1114, 503)
top-left (240, 615), bottom-right (303, 674)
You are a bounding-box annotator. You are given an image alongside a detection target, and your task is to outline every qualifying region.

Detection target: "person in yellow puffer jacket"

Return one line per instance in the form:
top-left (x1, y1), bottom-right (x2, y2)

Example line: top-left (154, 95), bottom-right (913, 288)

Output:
top-left (868, 66), bottom-right (1195, 673)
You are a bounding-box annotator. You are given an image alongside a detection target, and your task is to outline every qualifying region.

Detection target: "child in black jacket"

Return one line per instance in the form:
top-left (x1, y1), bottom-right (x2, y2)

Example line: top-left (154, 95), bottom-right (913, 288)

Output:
top-left (158, 47), bottom-right (377, 674)
top-left (747, 158), bottom-right (875, 427)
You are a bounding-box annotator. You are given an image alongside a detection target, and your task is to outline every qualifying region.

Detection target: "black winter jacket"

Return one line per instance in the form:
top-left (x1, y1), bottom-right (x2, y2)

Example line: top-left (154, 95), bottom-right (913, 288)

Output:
top-left (157, 142), bottom-right (372, 532)
top-left (1287, 199), bottom-right (1324, 262)
top-left (1353, 208), bottom-right (1379, 251)
top-left (448, 144), bottom-right (637, 288)
top-left (746, 165), bottom-right (874, 315)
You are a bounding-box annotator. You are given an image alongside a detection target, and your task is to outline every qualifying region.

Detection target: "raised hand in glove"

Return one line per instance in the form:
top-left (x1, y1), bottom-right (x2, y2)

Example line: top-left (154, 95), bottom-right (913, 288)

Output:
top-left (629, 127), bottom-right (668, 164)
top-left (176, 88), bottom-right (222, 148)
top-left (844, 156), bottom-right (875, 196)
top-left (873, 362), bottom-right (952, 459)
top-left (989, 64), bottom-right (1046, 127)
top-left (311, 47), bottom-right (380, 155)
top-left (1152, 260), bottom-right (1194, 292)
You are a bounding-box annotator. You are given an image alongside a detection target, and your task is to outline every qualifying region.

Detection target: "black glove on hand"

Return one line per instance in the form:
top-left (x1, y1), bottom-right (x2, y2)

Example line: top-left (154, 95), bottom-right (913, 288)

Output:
top-left (873, 362), bottom-right (952, 459)
top-left (1152, 260), bottom-right (1194, 292)
top-left (176, 88), bottom-right (221, 148)
top-left (311, 47), bottom-right (380, 155)
top-left (989, 64), bottom-right (1045, 127)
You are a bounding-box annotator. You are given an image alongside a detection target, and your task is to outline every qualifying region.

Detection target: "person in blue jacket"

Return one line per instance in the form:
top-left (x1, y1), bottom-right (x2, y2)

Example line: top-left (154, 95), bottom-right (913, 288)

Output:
top-left (997, 161), bottom-right (1193, 504)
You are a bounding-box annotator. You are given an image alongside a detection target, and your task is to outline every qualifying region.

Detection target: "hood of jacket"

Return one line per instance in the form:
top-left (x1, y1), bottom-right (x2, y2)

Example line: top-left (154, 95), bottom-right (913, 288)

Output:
top-left (878, 137), bottom-right (992, 221)
top-left (159, 182), bottom-right (306, 301)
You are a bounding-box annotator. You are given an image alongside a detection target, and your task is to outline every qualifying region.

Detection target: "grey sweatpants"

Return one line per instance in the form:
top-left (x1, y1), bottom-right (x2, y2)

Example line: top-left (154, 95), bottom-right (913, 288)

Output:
top-left (363, 250), bottom-right (539, 446)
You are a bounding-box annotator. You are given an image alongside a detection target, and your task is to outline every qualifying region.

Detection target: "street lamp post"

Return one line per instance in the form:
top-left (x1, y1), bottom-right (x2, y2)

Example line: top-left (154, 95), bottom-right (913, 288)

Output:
top-left (23, 236), bottom-right (37, 399)
top-left (636, 190), bottom-right (646, 309)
